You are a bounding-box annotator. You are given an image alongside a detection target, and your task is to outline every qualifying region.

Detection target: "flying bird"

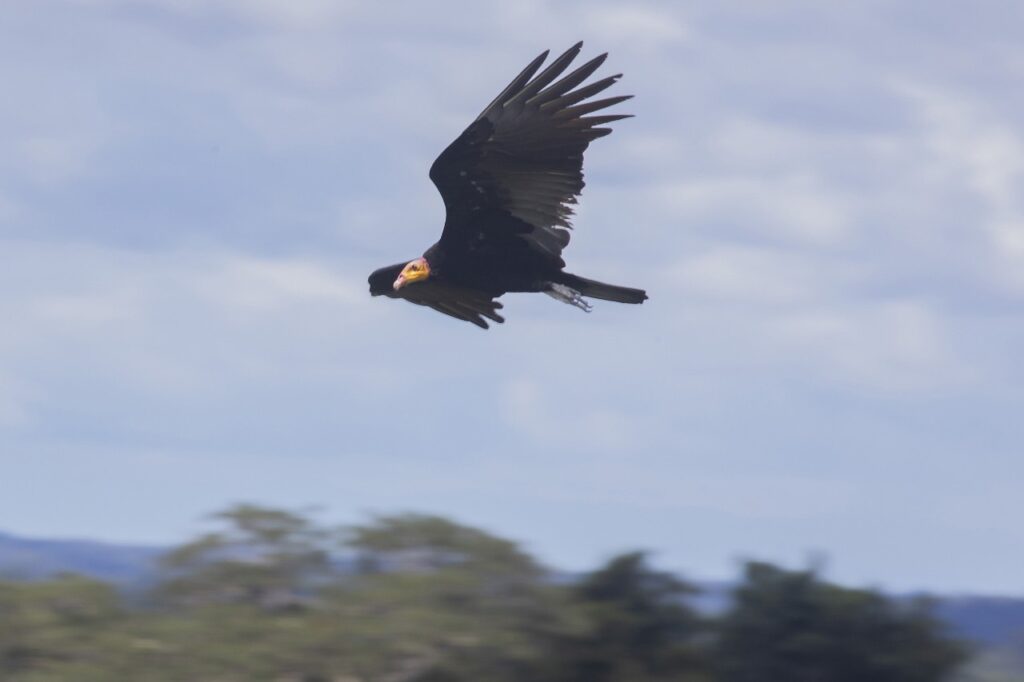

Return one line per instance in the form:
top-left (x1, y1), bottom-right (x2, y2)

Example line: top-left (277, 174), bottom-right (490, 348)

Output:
top-left (368, 42), bottom-right (647, 329)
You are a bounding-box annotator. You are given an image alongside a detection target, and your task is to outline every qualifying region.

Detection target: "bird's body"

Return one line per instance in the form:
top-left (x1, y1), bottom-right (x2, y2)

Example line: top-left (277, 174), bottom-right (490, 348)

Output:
top-left (368, 42), bottom-right (647, 328)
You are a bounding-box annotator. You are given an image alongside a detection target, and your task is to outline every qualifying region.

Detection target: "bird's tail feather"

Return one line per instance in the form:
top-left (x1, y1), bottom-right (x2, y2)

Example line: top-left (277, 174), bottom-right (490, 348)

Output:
top-left (560, 273), bottom-right (647, 304)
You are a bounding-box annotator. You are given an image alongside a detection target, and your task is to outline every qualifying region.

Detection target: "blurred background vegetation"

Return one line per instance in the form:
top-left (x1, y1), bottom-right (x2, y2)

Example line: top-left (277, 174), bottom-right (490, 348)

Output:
top-left (0, 504), bottom-right (1019, 681)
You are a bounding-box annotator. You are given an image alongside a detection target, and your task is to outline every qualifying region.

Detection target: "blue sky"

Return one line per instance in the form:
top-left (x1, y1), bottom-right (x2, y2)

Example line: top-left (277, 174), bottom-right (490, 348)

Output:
top-left (2, 0), bottom-right (1023, 595)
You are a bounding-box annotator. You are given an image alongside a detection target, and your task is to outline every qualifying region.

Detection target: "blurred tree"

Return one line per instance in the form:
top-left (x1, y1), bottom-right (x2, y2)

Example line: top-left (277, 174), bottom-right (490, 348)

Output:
top-left (717, 561), bottom-right (969, 682)
top-left (156, 504), bottom-right (330, 610)
top-left (545, 551), bottom-right (710, 682)
top-left (332, 513), bottom-right (567, 681)
top-left (0, 507), bottom-right (985, 681)
top-left (0, 576), bottom-right (134, 681)
top-left (348, 512), bottom-right (542, 578)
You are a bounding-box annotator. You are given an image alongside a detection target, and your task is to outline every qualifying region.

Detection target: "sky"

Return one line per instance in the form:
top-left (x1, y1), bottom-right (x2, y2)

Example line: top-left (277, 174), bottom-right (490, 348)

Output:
top-left (2, 0), bottom-right (1023, 596)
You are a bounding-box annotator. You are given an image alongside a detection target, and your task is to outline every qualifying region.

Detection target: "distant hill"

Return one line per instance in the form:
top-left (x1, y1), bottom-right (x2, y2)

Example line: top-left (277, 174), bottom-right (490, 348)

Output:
top-left (937, 596), bottom-right (1024, 648)
top-left (0, 530), bottom-right (163, 583)
top-left (1, 529), bottom-right (1022, 650)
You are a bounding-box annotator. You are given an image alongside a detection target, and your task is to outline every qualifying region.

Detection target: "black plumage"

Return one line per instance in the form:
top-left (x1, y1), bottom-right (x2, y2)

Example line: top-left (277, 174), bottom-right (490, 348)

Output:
top-left (367, 42), bottom-right (647, 329)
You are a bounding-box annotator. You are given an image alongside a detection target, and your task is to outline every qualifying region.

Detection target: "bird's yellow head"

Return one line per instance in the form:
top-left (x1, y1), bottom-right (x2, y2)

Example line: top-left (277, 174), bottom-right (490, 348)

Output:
top-left (393, 257), bottom-right (431, 290)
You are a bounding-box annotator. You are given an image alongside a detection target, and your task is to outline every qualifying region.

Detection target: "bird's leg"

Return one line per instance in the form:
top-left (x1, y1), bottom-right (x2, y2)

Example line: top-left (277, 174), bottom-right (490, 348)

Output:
top-left (545, 283), bottom-right (593, 312)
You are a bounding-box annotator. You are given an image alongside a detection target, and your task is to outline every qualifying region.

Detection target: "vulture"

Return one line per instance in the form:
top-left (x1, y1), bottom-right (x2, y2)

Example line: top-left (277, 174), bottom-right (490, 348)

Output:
top-left (367, 42), bottom-right (647, 329)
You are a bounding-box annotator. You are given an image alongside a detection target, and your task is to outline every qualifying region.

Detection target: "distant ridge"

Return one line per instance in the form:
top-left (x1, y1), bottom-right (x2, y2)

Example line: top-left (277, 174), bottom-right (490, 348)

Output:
top-left (935, 596), bottom-right (1024, 647)
top-left (0, 530), bottom-right (163, 583)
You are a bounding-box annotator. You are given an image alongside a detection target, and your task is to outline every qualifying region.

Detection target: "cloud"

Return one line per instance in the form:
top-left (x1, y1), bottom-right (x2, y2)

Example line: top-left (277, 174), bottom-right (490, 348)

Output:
top-left (67, 0), bottom-right (355, 28)
top-left (195, 256), bottom-right (364, 312)
top-left (501, 377), bottom-right (640, 452)
top-left (582, 5), bottom-right (690, 48)
top-left (897, 81), bottom-right (1024, 292)
top-left (654, 174), bottom-right (852, 247)
top-left (767, 299), bottom-right (970, 391)
top-left (0, 242), bottom-right (380, 419)
top-left (666, 244), bottom-right (859, 305)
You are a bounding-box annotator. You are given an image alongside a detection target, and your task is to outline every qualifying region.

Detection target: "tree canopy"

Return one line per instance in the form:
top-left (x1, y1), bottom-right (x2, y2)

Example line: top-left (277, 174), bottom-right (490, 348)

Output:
top-left (0, 504), bottom-right (973, 682)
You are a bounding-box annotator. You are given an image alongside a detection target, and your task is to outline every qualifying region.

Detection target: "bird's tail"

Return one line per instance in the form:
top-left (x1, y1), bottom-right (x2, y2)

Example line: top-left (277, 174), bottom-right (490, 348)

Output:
top-left (559, 273), bottom-right (648, 304)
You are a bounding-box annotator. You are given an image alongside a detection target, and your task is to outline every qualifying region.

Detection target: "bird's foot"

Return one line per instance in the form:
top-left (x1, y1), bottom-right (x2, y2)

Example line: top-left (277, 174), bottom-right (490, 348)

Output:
top-left (546, 283), bottom-right (593, 312)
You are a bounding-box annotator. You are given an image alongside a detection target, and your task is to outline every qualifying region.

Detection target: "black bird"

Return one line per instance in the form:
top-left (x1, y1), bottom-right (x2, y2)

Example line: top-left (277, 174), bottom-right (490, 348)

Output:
top-left (368, 42), bottom-right (647, 329)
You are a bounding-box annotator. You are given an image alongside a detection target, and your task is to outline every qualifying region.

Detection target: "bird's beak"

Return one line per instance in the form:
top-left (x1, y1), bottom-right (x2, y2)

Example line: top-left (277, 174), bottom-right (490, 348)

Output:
top-left (393, 259), bottom-right (430, 290)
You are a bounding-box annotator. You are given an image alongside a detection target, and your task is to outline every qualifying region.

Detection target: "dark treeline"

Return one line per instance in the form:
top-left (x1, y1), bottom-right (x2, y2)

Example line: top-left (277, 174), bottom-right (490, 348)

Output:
top-left (0, 505), bottom-right (972, 681)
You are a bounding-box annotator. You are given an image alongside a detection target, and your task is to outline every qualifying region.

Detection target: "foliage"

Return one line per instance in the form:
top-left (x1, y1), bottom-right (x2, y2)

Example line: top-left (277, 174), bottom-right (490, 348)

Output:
top-left (0, 505), bottom-right (978, 681)
top-left (156, 504), bottom-right (331, 610)
top-left (547, 551), bottom-right (710, 681)
top-left (717, 561), bottom-right (969, 682)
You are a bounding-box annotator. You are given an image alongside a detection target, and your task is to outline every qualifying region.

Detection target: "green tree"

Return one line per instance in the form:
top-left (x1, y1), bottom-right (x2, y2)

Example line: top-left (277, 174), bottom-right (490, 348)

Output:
top-left (0, 506), bottom-right (980, 682)
top-left (348, 512), bottom-right (541, 578)
top-left (717, 561), bottom-right (968, 682)
top-left (546, 551), bottom-right (710, 682)
top-left (0, 576), bottom-right (135, 681)
top-left (156, 503), bottom-right (330, 610)
top-left (331, 513), bottom-right (567, 681)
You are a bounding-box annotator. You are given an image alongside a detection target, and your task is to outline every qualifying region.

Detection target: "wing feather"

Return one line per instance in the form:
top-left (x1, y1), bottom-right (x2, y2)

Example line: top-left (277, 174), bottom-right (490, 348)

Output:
top-left (539, 75), bottom-right (622, 112)
top-left (429, 43), bottom-right (630, 261)
top-left (368, 263), bottom-right (505, 329)
top-left (504, 43), bottom-right (584, 111)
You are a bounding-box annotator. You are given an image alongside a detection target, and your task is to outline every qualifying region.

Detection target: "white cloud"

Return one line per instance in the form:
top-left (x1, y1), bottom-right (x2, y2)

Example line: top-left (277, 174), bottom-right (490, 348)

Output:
top-left (68, 0), bottom-right (355, 28)
top-left (582, 5), bottom-right (690, 48)
top-left (898, 81), bottom-right (1024, 292)
top-left (666, 245), bottom-right (858, 305)
top-left (904, 84), bottom-right (1024, 206)
top-left (767, 299), bottom-right (970, 391)
top-left (501, 377), bottom-right (639, 452)
top-left (653, 174), bottom-right (851, 247)
top-left (196, 256), bottom-right (364, 312)
top-left (0, 242), bottom-right (380, 408)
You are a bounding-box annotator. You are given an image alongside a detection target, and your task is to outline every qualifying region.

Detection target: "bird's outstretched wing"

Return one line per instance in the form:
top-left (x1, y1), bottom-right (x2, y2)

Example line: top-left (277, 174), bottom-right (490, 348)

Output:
top-left (368, 263), bottom-right (505, 329)
top-left (429, 42), bottom-right (631, 261)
